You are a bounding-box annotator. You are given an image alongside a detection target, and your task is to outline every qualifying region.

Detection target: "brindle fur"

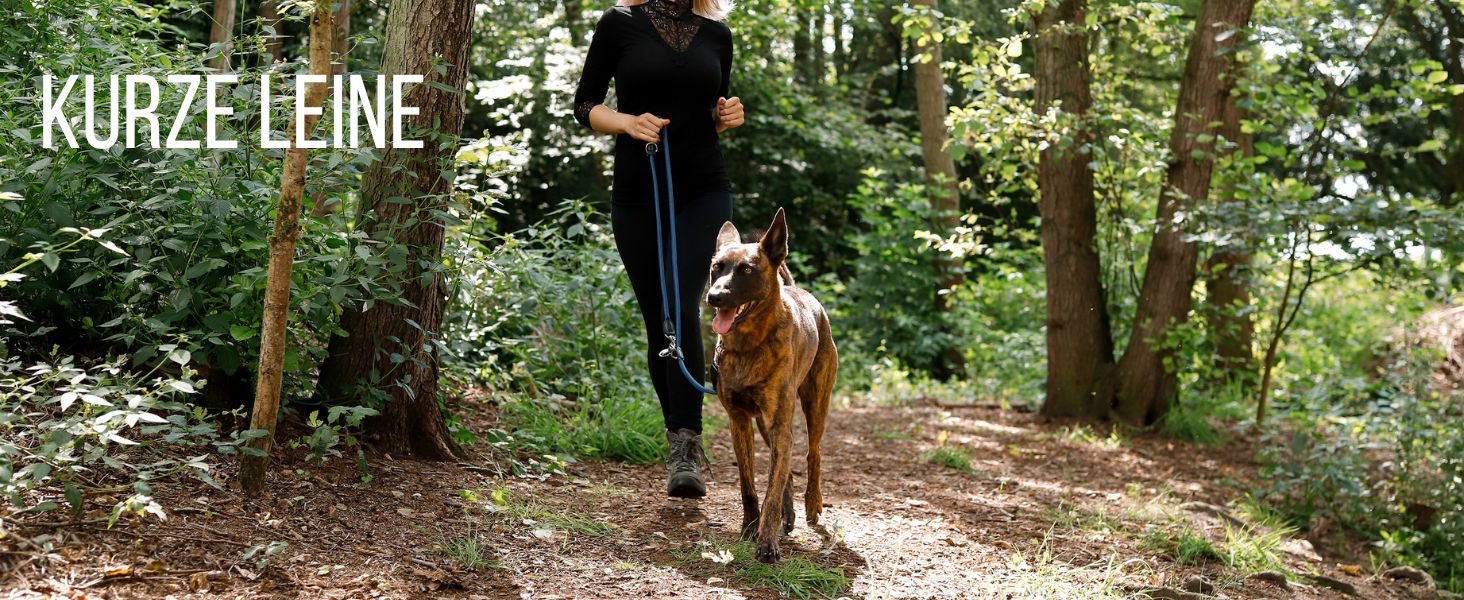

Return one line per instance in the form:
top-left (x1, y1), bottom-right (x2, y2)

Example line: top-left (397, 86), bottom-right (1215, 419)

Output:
top-left (705, 208), bottom-right (837, 563)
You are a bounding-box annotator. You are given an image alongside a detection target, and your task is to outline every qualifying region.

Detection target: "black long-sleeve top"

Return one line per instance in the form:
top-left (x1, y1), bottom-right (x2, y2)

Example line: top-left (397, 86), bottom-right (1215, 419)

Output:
top-left (572, 0), bottom-right (733, 204)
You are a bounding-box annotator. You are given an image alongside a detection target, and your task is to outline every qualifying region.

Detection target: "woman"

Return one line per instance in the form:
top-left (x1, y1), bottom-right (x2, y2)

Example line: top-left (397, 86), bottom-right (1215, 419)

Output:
top-left (572, 0), bottom-right (745, 498)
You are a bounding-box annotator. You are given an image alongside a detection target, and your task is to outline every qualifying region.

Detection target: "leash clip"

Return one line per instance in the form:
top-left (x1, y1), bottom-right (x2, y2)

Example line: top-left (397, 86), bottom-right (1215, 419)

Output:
top-left (644, 142), bottom-right (659, 156)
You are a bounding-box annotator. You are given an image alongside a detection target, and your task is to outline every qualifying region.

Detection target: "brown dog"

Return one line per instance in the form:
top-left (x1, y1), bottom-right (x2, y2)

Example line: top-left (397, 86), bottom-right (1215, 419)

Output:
top-left (705, 207), bottom-right (837, 563)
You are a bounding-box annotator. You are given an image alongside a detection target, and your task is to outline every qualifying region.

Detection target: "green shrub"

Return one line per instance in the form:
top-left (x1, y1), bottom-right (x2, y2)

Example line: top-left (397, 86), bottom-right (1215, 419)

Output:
top-left (0, 353), bottom-right (262, 521)
top-left (443, 201), bottom-right (664, 463)
top-left (1255, 342), bottom-right (1464, 592)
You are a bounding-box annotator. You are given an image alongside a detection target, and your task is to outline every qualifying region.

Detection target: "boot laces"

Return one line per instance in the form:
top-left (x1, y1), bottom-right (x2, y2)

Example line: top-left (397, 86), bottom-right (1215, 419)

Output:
top-left (669, 432), bottom-right (710, 472)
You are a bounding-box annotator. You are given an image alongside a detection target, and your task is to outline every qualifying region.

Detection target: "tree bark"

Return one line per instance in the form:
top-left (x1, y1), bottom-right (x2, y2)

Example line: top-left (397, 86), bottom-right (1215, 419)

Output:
top-left (1204, 91), bottom-right (1256, 379)
top-left (238, 6), bottom-right (334, 496)
top-left (1033, 0), bottom-right (1113, 420)
top-left (314, 0), bottom-right (474, 460)
top-left (1112, 0), bottom-right (1256, 426)
top-left (563, 0), bottom-right (587, 45)
top-left (209, 0), bottom-right (237, 71)
top-left (1437, 0), bottom-right (1464, 207)
top-left (911, 0), bottom-right (965, 377)
top-left (309, 0), bottom-right (353, 217)
top-left (260, 1), bottom-right (283, 64)
top-left (333, 0), bottom-right (352, 74)
top-left (832, 11), bottom-right (845, 81)
top-left (813, 8), bottom-right (828, 87)
top-left (794, 10), bottom-right (813, 85)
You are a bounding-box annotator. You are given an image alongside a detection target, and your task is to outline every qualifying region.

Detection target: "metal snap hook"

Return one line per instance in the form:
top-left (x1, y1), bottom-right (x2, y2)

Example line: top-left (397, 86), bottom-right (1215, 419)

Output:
top-left (645, 142), bottom-right (659, 155)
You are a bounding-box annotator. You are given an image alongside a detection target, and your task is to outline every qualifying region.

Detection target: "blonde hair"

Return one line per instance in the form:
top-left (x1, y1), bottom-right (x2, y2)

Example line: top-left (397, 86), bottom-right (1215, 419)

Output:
top-left (616, 0), bottom-right (734, 21)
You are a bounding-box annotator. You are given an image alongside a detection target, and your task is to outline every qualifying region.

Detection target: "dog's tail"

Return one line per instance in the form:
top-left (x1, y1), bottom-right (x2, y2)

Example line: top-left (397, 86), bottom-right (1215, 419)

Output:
top-left (778, 264), bottom-right (795, 286)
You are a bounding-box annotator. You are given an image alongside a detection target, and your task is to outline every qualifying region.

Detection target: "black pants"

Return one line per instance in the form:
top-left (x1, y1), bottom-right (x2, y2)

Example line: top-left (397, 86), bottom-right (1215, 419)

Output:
top-left (611, 187), bottom-right (732, 434)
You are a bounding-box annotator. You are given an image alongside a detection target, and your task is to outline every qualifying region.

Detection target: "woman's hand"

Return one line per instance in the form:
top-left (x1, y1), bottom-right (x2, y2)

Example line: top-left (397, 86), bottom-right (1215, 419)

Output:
top-left (715, 96), bottom-right (744, 133)
top-left (621, 112), bottom-right (669, 143)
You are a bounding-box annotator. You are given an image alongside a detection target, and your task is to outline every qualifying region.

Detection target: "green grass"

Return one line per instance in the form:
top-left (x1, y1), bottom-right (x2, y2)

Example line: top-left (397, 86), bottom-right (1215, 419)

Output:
top-left (920, 445), bottom-right (975, 474)
top-left (982, 530), bottom-right (1140, 599)
top-left (464, 487), bottom-right (617, 537)
top-left (1140, 527), bottom-right (1223, 565)
top-left (1047, 501), bottom-right (1124, 536)
top-left (674, 539), bottom-right (849, 599)
top-left (501, 396), bottom-right (665, 463)
top-left (1221, 521), bottom-right (1291, 573)
top-left (439, 533), bottom-right (498, 570)
top-left (1051, 424), bottom-right (1127, 448)
top-left (1159, 408), bottom-right (1225, 445)
top-left (870, 423), bottom-right (917, 441)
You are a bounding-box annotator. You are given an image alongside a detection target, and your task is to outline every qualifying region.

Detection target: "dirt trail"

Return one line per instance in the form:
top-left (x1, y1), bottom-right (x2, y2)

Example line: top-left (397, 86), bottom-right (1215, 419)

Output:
top-left (0, 400), bottom-right (1446, 599)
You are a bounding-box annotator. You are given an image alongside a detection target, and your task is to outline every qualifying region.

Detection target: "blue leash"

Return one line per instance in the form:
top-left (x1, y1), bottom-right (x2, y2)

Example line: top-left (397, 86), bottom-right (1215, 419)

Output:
top-left (646, 127), bottom-right (717, 396)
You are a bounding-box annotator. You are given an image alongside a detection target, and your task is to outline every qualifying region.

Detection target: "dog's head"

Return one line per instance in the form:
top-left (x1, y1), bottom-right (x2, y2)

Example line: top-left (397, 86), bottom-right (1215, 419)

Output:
top-left (705, 207), bottom-right (788, 336)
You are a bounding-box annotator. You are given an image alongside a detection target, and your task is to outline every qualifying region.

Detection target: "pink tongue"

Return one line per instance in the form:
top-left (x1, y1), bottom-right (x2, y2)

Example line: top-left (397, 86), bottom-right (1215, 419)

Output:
top-left (711, 307), bottom-right (738, 335)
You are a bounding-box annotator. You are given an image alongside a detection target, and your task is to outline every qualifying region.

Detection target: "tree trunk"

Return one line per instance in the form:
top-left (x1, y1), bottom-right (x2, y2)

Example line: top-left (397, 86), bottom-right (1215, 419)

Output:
top-left (238, 6), bottom-right (334, 496)
top-left (309, 0), bottom-right (353, 217)
top-left (1438, 0), bottom-right (1464, 207)
top-left (794, 10), bottom-right (813, 85)
top-left (260, 1), bottom-right (283, 64)
top-left (563, 0), bottom-right (587, 45)
top-left (314, 0), bottom-right (474, 460)
top-left (911, 0), bottom-right (965, 377)
top-left (1204, 91), bottom-right (1256, 379)
top-left (1033, 0), bottom-right (1113, 419)
top-left (1112, 0), bottom-right (1256, 426)
top-left (832, 11), bottom-right (845, 81)
top-left (333, 0), bottom-right (352, 74)
top-left (209, 0), bottom-right (237, 71)
top-left (813, 9), bottom-right (828, 87)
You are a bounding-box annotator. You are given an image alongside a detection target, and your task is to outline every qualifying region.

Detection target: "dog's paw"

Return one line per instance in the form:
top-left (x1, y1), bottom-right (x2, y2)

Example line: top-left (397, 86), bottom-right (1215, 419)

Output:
top-left (782, 507), bottom-right (796, 534)
top-left (755, 542), bottom-right (781, 564)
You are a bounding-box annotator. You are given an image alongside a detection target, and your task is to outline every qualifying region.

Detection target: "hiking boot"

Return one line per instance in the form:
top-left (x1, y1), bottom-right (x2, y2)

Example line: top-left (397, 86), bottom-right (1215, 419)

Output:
top-left (666, 428), bottom-right (710, 498)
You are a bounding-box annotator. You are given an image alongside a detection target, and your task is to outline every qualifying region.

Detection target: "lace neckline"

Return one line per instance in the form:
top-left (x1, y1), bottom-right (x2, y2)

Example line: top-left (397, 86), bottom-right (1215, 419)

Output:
top-left (646, 0), bottom-right (694, 19)
top-left (638, 0), bottom-right (702, 52)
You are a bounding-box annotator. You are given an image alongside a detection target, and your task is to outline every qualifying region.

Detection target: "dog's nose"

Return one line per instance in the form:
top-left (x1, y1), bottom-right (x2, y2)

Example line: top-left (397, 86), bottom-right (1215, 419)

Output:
top-left (706, 288), bottom-right (729, 306)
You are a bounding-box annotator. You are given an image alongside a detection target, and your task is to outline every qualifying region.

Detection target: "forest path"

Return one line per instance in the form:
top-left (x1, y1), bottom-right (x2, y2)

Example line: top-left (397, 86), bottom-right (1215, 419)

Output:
top-left (481, 402), bottom-right (1425, 600)
top-left (0, 401), bottom-right (1443, 599)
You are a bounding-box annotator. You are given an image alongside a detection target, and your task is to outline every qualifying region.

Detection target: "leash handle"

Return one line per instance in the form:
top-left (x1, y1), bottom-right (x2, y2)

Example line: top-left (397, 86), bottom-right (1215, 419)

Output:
top-left (646, 126), bottom-right (717, 396)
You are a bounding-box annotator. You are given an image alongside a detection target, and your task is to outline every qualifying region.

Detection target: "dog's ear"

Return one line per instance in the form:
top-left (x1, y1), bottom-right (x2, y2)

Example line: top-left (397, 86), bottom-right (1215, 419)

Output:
top-left (759, 207), bottom-right (788, 265)
top-left (716, 221), bottom-right (741, 250)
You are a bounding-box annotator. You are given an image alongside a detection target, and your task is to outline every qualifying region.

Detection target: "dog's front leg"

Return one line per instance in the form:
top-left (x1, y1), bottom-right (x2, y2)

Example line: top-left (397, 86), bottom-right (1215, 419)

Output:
top-left (728, 410), bottom-right (760, 540)
top-left (755, 394), bottom-right (796, 563)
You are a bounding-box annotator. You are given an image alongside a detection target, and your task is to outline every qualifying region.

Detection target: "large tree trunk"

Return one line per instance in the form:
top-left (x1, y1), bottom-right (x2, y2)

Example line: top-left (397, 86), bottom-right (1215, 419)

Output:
top-left (1204, 91), bottom-right (1256, 379)
top-left (209, 0), bottom-right (237, 71)
top-left (1112, 0), bottom-right (1256, 426)
top-left (1033, 0), bottom-right (1113, 419)
top-left (239, 6), bottom-right (334, 496)
top-left (911, 0), bottom-right (965, 378)
top-left (314, 0), bottom-right (474, 460)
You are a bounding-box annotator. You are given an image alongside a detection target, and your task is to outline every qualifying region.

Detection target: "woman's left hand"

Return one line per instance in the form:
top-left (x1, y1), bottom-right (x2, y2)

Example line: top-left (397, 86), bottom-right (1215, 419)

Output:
top-left (716, 96), bottom-right (745, 133)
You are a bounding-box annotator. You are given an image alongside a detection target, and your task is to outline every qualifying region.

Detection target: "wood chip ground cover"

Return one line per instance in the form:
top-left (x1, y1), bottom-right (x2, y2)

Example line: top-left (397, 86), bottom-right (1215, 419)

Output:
top-left (0, 401), bottom-right (1449, 599)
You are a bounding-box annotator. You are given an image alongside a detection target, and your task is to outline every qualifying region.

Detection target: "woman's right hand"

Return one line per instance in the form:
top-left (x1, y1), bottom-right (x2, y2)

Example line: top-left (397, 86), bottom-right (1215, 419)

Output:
top-left (621, 112), bottom-right (669, 143)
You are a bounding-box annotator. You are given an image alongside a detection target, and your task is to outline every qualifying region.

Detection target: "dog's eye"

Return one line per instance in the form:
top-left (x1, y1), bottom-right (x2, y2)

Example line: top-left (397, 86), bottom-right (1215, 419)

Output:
top-left (712, 262), bottom-right (723, 271)
top-left (740, 265), bottom-right (753, 274)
